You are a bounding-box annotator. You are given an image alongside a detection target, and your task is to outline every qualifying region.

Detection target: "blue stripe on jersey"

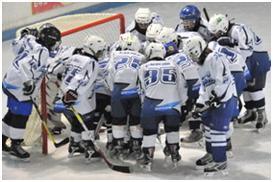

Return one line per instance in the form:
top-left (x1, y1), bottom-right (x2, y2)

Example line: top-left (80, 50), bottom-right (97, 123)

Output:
top-left (155, 101), bottom-right (180, 112)
top-left (121, 87), bottom-right (138, 96)
top-left (3, 81), bottom-right (19, 90)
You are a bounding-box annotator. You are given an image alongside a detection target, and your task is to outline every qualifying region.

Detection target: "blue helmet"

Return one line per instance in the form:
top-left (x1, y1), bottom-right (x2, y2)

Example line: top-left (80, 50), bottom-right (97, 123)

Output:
top-left (179, 5), bottom-right (201, 21)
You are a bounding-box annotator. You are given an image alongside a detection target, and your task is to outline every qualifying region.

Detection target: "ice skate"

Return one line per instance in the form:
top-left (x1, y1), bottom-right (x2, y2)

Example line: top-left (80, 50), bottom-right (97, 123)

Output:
top-left (10, 141), bottom-right (30, 162)
top-left (128, 138), bottom-right (142, 159)
top-left (68, 138), bottom-right (85, 158)
top-left (255, 108), bottom-right (268, 132)
top-left (137, 147), bottom-right (154, 172)
top-left (196, 153), bottom-right (213, 170)
top-left (204, 161), bottom-right (228, 176)
top-left (238, 109), bottom-right (256, 124)
top-left (84, 141), bottom-right (100, 163)
top-left (2, 135), bottom-right (10, 154)
top-left (109, 139), bottom-right (124, 160)
top-left (169, 144), bottom-right (181, 169)
top-left (181, 129), bottom-right (203, 143)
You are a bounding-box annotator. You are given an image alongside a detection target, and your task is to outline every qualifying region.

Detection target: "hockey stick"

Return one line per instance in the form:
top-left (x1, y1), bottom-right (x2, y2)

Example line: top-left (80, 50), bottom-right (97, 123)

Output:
top-left (94, 117), bottom-right (105, 139)
top-left (70, 106), bottom-right (131, 173)
top-left (203, 8), bottom-right (210, 21)
top-left (31, 97), bottom-right (69, 148)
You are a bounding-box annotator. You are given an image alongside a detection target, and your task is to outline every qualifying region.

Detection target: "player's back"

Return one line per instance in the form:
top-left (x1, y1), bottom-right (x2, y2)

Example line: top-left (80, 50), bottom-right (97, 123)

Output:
top-left (229, 23), bottom-right (264, 59)
top-left (95, 57), bottom-right (111, 95)
top-left (110, 50), bottom-right (145, 88)
top-left (139, 59), bottom-right (182, 110)
top-left (62, 54), bottom-right (98, 95)
top-left (209, 41), bottom-right (245, 73)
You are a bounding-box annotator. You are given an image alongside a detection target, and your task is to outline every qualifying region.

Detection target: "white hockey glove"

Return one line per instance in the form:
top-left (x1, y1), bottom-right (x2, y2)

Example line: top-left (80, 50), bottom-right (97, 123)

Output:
top-left (23, 80), bottom-right (35, 96)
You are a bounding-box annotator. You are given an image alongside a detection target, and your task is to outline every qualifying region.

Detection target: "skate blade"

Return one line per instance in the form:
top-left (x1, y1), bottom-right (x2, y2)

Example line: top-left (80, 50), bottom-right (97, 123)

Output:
top-left (227, 151), bottom-right (233, 158)
top-left (171, 161), bottom-right (179, 169)
top-left (9, 154), bottom-right (30, 162)
top-left (204, 169), bottom-right (228, 177)
top-left (139, 164), bottom-right (152, 172)
top-left (196, 165), bottom-right (207, 170)
top-left (68, 153), bottom-right (81, 158)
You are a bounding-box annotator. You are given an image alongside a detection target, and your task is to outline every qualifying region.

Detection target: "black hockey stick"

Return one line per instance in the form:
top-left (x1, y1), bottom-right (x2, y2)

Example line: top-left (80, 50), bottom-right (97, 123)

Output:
top-left (31, 97), bottom-right (69, 148)
top-left (203, 8), bottom-right (210, 21)
top-left (70, 106), bottom-right (131, 173)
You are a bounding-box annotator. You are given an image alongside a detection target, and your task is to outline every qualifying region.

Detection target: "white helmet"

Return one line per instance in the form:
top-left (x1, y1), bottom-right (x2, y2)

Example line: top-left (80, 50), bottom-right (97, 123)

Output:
top-left (183, 35), bottom-right (207, 62)
top-left (118, 32), bottom-right (141, 52)
top-left (146, 23), bottom-right (163, 42)
top-left (83, 35), bottom-right (106, 58)
top-left (135, 8), bottom-right (152, 29)
top-left (208, 14), bottom-right (229, 35)
top-left (156, 27), bottom-right (177, 44)
top-left (145, 42), bottom-right (166, 60)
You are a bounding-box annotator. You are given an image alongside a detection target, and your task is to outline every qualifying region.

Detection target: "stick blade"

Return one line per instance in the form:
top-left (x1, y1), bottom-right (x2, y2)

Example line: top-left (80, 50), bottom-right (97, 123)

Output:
top-left (54, 137), bottom-right (70, 148)
top-left (111, 165), bottom-right (131, 173)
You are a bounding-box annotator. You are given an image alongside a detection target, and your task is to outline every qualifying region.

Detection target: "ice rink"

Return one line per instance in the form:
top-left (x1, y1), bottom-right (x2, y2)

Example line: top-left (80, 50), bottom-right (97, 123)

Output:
top-left (2, 2), bottom-right (271, 180)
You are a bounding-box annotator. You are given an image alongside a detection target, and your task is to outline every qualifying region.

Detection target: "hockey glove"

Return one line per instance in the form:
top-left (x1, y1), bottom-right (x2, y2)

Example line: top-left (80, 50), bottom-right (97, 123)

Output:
top-left (192, 103), bottom-right (206, 119)
top-left (20, 28), bottom-right (39, 39)
top-left (62, 89), bottom-right (78, 106)
top-left (208, 90), bottom-right (221, 109)
top-left (217, 36), bottom-right (238, 47)
top-left (23, 80), bottom-right (35, 96)
top-left (54, 102), bottom-right (66, 113)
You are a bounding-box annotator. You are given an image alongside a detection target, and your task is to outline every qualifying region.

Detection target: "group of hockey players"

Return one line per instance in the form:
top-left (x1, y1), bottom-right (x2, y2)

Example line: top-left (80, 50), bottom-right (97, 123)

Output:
top-left (2, 5), bottom-right (271, 176)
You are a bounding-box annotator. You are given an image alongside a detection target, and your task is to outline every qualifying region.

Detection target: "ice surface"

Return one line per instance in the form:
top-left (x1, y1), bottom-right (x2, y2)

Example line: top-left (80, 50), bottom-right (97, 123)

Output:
top-left (2, 2), bottom-right (271, 180)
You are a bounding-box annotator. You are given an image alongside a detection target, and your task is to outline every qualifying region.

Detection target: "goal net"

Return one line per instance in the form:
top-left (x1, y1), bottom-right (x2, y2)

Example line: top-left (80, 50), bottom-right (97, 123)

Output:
top-left (17, 13), bottom-right (125, 154)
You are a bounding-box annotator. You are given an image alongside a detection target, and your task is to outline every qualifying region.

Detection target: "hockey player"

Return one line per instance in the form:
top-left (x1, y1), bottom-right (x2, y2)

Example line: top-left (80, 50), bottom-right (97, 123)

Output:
top-left (208, 14), bottom-right (271, 130)
top-left (156, 27), bottom-right (202, 143)
top-left (142, 23), bottom-right (163, 51)
top-left (46, 42), bottom-right (76, 135)
top-left (137, 42), bottom-right (187, 171)
top-left (2, 23), bottom-right (61, 160)
top-left (93, 55), bottom-right (113, 150)
top-left (175, 5), bottom-right (213, 42)
top-left (55, 35), bottom-right (106, 161)
top-left (183, 35), bottom-right (237, 175)
top-left (208, 41), bottom-right (250, 155)
top-left (175, 5), bottom-right (212, 143)
top-left (126, 8), bottom-right (163, 42)
top-left (106, 33), bottom-right (145, 159)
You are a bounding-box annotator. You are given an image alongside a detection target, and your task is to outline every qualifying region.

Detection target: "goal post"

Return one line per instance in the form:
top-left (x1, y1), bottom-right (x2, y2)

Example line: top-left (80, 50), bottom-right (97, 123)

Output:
top-left (17, 13), bottom-right (125, 154)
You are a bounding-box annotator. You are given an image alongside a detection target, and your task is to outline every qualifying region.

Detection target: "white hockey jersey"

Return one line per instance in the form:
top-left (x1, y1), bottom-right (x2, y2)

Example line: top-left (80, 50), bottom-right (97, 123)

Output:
top-left (196, 51), bottom-right (237, 105)
top-left (47, 46), bottom-right (76, 82)
top-left (60, 54), bottom-right (99, 114)
top-left (227, 23), bottom-right (264, 60)
top-left (165, 51), bottom-right (200, 96)
top-left (95, 57), bottom-right (111, 96)
top-left (3, 35), bottom-right (49, 101)
top-left (106, 50), bottom-right (146, 93)
top-left (126, 12), bottom-right (163, 42)
top-left (208, 41), bottom-right (247, 73)
top-left (61, 54), bottom-right (98, 96)
top-left (138, 59), bottom-right (187, 112)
